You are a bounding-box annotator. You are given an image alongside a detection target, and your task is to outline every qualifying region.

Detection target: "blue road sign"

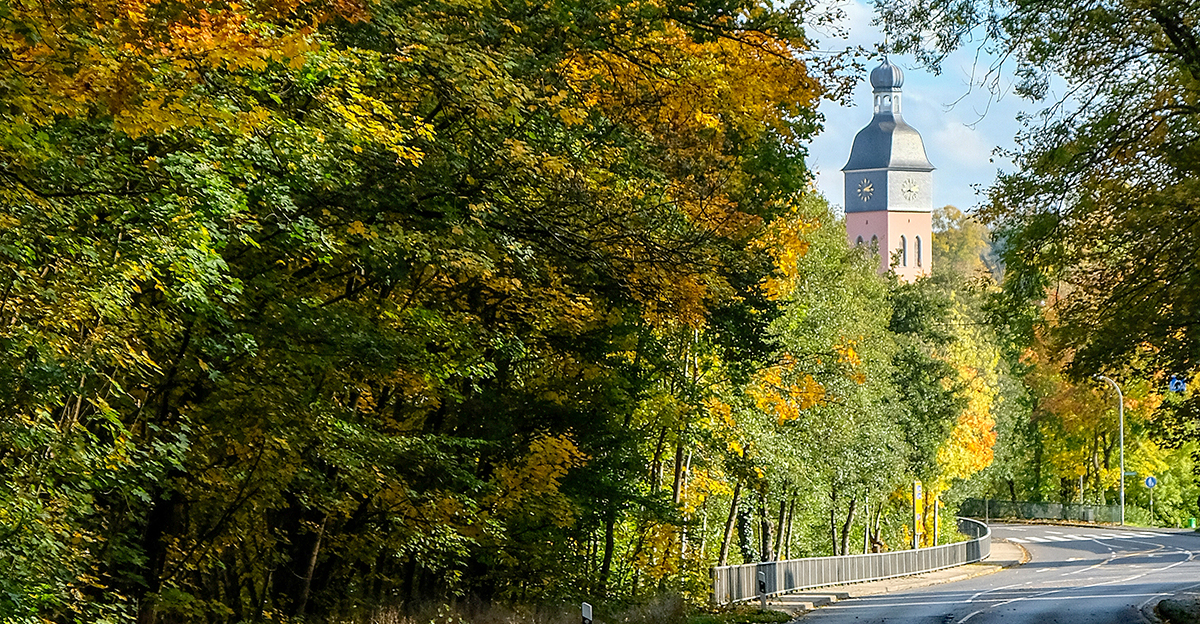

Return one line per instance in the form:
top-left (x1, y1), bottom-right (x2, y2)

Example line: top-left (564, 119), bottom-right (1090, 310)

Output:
top-left (1145, 476), bottom-right (1157, 488)
top-left (1169, 376), bottom-right (1187, 392)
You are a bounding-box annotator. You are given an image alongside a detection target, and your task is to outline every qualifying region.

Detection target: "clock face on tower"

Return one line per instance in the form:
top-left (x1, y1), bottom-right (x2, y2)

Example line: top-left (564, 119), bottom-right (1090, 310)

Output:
top-left (901, 178), bottom-right (920, 201)
top-left (856, 178), bottom-right (874, 202)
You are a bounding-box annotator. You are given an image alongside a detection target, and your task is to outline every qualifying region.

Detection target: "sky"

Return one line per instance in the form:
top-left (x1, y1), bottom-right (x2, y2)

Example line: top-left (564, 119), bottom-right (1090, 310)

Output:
top-left (803, 0), bottom-right (1030, 215)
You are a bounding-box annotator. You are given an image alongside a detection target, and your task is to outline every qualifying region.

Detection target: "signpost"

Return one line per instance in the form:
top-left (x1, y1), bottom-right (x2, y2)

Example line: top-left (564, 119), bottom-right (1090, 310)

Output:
top-left (1146, 476), bottom-right (1157, 521)
top-left (582, 602), bottom-right (592, 624)
top-left (932, 493), bottom-right (940, 546)
top-left (757, 571), bottom-right (767, 610)
top-left (913, 480), bottom-right (923, 549)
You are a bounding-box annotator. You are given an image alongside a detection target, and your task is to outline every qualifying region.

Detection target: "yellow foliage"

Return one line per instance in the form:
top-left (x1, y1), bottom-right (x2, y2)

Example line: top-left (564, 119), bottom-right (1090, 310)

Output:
top-left (484, 433), bottom-right (587, 528)
top-left (756, 207), bottom-right (819, 300)
top-left (935, 305), bottom-right (999, 487)
top-left (680, 468), bottom-right (734, 515)
top-left (632, 522), bottom-right (683, 582)
top-left (749, 356), bottom-right (826, 424)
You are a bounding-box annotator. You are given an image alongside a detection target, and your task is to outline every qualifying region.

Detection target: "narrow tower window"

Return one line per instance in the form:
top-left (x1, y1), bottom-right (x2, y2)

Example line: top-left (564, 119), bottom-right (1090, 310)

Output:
top-left (916, 236), bottom-right (923, 267)
top-left (900, 235), bottom-right (908, 266)
top-left (856, 236), bottom-right (864, 246)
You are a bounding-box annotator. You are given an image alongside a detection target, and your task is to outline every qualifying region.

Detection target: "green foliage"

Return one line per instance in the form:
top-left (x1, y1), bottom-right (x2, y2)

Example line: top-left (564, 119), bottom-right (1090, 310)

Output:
top-left (878, 0), bottom-right (1200, 517)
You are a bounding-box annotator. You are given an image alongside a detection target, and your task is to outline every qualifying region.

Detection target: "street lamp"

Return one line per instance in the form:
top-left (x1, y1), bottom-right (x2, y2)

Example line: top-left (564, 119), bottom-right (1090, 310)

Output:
top-left (1094, 374), bottom-right (1125, 525)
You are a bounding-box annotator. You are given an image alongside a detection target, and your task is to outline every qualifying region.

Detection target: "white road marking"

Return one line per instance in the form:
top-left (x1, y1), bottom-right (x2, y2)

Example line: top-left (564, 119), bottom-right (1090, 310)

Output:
top-left (830, 594), bottom-right (1173, 610)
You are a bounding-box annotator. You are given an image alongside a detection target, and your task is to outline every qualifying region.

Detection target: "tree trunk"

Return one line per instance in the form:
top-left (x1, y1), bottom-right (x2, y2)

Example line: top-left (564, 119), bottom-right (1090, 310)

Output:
top-left (839, 496), bottom-right (857, 557)
top-left (829, 486), bottom-right (839, 555)
top-left (736, 495), bottom-right (757, 563)
top-left (598, 507), bottom-right (617, 594)
top-left (871, 503), bottom-right (885, 552)
top-left (650, 427), bottom-right (668, 494)
top-left (773, 498), bottom-right (787, 559)
top-left (783, 495), bottom-right (796, 560)
top-left (671, 437), bottom-right (685, 505)
top-left (863, 491), bottom-right (873, 554)
top-left (295, 512), bottom-right (329, 617)
top-left (718, 482), bottom-right (741, 566)
top-left (758, 491), bottom-right (774, 562)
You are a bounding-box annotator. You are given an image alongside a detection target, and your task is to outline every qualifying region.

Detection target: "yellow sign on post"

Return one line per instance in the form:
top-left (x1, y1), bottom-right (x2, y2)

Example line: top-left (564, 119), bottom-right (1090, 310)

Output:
top-left (913, 480), bottom-right (923, 549)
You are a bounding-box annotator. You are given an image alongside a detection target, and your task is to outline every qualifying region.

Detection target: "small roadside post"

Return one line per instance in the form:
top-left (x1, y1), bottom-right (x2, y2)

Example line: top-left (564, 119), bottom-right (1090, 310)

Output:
top-left (582, 602), bottom-right (592, 624)
top-left (1146, 476), bottom-right (1157, 521)
top-left (757, 571), bottom-right (767, 611)
top-left (933, 493), bottom-right (940, 546)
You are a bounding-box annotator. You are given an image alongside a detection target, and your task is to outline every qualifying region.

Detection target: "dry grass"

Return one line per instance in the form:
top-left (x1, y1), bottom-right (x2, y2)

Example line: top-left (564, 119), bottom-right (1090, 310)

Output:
top-left (346, 594), bottom-right (686, 624)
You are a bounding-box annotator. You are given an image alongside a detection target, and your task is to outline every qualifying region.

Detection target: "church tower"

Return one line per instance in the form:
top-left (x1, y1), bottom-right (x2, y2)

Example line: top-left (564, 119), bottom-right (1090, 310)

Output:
top-left (843, 59), bottom-right (934, 282)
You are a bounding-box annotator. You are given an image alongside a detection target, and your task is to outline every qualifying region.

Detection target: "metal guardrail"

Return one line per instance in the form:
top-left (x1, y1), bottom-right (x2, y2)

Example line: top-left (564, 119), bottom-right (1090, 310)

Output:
top-left (711, 517), bottom-right (990, 605)
top-left (960, 498), bottom-right (1152, 525)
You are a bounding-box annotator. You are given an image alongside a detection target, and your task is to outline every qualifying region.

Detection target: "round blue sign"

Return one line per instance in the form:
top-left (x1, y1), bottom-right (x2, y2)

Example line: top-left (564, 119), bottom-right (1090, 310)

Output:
top-left (1145, 476), bottom-right (1157, 488)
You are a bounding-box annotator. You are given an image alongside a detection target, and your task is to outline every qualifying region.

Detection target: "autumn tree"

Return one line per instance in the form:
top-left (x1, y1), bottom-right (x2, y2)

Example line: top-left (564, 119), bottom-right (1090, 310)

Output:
top-left (0, 0), bottom-right (855, 621)
top-left (878, 0), bottom-right (1200, 459)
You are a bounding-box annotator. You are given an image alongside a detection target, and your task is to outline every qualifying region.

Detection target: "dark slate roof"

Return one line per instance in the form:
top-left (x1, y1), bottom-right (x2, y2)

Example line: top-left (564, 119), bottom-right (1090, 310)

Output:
top-left (842, 115), bottom-right (935, 172)
top-left (843, 61), bottom-right (934, 173)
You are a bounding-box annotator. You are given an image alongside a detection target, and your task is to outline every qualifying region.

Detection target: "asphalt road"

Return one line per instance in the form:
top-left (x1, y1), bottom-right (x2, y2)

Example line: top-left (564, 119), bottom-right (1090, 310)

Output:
top-left (799, 523), bottom-right (1200, 624)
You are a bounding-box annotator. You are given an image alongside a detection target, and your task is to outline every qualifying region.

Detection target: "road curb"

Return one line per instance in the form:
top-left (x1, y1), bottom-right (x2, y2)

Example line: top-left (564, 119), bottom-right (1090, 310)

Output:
top-left (1141, 600), bottom-right (1165, 624)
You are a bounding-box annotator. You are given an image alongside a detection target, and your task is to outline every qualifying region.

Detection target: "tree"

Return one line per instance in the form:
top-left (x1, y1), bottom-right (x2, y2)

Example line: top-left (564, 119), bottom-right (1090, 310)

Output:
top-left (0, 0), bottom-right (853, 620)
top-left (877, 0), bottom-right (1200, 491)
top-left (931, 205), bottom-right (996, 281)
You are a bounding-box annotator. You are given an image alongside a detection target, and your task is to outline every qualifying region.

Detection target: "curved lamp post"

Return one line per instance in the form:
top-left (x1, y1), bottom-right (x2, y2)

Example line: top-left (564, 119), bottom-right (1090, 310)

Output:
top-left (1094, 375), bottom-right (1125, 525)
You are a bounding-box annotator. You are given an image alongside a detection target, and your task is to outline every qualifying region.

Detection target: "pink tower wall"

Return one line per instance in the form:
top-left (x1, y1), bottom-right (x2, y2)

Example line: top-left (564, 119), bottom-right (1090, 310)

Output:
top-left (846, 210), bottom-right (931, 282)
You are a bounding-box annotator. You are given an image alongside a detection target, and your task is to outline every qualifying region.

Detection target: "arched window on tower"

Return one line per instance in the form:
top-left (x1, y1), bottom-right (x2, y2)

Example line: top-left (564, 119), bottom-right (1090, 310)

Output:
top-left (900, 235), bottom-right (908, 266)
top-left (870, 235), bottom-right (878, 253)
top-left (856, 235), bottom-right (864, 246)
top-left (916, 236), bottom-right (923, 267)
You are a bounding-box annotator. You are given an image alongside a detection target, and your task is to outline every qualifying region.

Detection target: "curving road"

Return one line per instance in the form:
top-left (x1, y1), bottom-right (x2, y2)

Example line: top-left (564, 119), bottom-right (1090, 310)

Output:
top-left (799, 523), bottom-right (1200, 623)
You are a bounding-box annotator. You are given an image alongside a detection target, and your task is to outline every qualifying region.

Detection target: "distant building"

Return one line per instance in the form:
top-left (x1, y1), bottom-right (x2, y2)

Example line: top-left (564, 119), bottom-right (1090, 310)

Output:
top-left (843, 59), bottom-right (934, 282)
